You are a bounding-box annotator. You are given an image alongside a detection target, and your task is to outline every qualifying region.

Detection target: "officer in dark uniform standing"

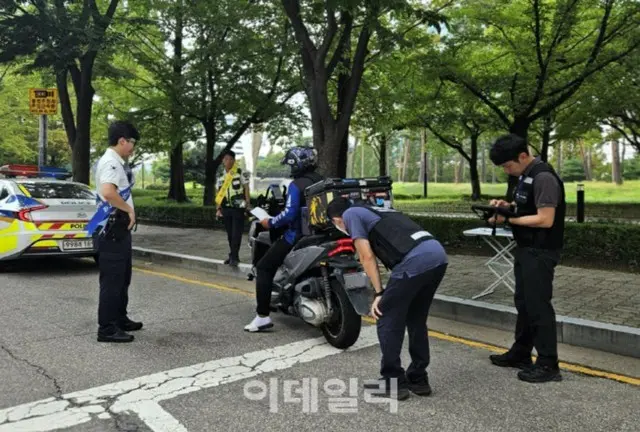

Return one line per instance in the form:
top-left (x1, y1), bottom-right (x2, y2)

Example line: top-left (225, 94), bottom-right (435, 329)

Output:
top-left (488, 133), bottom-right (566, 383)
top-left (326, 198), bottom-right (448, 400)
top-left (90, 121), bottom-right (143, 343)
top-left (244, 147), bottom-right (324, 332)
top-left (216, 150), bottom-right (251, 266)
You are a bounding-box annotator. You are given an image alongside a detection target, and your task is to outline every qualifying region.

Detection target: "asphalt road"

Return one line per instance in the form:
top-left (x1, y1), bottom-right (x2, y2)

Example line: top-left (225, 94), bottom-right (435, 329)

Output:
top-left (0, 257), bottom-right (638, 432)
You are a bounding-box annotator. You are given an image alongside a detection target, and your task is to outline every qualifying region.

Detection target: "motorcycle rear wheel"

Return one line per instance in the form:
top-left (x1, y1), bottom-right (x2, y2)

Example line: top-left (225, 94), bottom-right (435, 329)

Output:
top-left (321, 280), bottom-right (362, 349)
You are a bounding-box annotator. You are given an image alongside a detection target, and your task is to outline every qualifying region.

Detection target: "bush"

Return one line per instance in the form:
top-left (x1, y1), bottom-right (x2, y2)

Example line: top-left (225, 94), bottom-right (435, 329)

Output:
top-left (394, 200), bottom-right (640, 220)
top-left (135, 202), bottom-right (640, 272)
top-left (409, 215), bottom-right (640, 272)
top-left (144, 184), bottom-right (168, 190)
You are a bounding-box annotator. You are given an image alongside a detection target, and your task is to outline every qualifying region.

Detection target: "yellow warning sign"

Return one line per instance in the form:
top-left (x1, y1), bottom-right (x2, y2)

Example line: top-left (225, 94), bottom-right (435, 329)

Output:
top-left (29, 88), bottom-right (58, 115)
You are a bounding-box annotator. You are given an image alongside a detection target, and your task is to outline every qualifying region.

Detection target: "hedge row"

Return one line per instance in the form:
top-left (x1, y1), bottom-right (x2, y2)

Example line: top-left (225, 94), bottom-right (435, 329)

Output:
top-left (408, 215), bottom-right (640, 272)
top-left (136, 203), bottom-right (640, 273)
top-left (394, 200), bottom-right (640, 220)
top-left (134, 190), bottom-right (640, 220)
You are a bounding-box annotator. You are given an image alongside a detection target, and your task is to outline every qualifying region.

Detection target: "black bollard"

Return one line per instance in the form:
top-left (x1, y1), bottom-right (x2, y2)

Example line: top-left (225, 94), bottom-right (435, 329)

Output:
top-left (577, 183), bottom-right (585, 223)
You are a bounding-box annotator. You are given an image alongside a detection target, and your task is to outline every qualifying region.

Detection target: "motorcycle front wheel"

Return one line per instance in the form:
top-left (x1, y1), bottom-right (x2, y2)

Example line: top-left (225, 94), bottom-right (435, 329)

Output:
top-left (321, 279), bottom-right (362, 349)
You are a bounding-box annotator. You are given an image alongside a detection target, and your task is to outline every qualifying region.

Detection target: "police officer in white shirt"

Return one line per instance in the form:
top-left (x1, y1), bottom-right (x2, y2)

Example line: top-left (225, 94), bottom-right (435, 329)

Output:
top-left (93, 121), bottom-right (142, 343)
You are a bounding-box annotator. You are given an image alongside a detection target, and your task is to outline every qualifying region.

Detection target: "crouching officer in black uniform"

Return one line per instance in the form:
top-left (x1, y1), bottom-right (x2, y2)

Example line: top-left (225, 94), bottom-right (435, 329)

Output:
top-left (90, 121), bottom-right (143, 343)
top-left (488, 133), bottom-right (565, 383)
top-left (327, 198), bottom-right (448, 400)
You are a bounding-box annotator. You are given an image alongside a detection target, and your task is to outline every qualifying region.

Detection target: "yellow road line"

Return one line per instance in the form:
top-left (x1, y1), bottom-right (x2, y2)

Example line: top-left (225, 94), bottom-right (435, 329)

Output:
top-left (134, 266), bottom-right (640, 387)
top-left (134, 266), bottom-right (253, 297)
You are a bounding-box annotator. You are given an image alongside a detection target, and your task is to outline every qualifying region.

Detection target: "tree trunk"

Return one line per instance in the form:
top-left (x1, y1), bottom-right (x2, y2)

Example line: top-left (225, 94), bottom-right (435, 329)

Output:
top-left (168, 143), bottom-right (187, 201)
top-left (167, 0), bottom-right (187, 202)
top-left (419, 130), bottom-right (426, 183)
top-left (282, 3), bottom-right (374, 178)
top-left (360, 139), bottom-right (365, 177)
top-left (347, 136), bottom-right (359, 178)
top-left (378, 135), bottom-right (387, 177)
top-left (336, 62), bottom-right (350, 178)
top-left (621, 141), bottom-right (626, 177)
top-left (251, 125), bottom-right (263, 191)
top-left (316, 129), bottom-right (342, 177)
top-left (611, 139), bottom-right (623, 185)
top-left (481, 142), bottom-right (486, 183)
top-left (434, 155), bottom-right (439, 183)
top-left (540, 114), bottom-right (553, 162)
top-left (578, 139), bottom-right (593, 181)
top-left (72, 67), bottom-right (94, 185)
top-left (455, 154), bottom-right (464, 183)
top-left (402, 137), bottom-right (411, 182)
top-left (338, 133), bottom-right (349, 178)
top-left (56, 70), bottom-right (76, 151)
top-left (469, 135), bottom-right (482, 200)
top-left (555, 141), bottom-right (563, 177)
top-left (202, 120), bottom-right (217, 206)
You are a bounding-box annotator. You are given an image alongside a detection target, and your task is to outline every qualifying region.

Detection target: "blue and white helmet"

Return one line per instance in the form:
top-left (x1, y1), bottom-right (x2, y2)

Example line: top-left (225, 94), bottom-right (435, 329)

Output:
top-left (281, 146), bottom-right (317, 177)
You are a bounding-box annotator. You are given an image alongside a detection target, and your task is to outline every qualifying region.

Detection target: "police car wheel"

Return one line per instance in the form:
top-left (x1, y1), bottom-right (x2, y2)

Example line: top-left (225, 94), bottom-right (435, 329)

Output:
top-left (321, 279), bottom-right (361, 349)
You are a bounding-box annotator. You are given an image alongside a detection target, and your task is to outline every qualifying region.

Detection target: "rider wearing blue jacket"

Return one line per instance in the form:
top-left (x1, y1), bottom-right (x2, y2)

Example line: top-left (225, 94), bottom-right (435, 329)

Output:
top-left (244, 147), bottom-right (324, 332)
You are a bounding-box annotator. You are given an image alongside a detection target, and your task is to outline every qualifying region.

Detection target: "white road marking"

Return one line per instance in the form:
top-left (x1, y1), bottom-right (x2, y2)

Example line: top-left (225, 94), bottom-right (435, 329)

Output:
top-left (130, 401), bottom-right (189, 432)
top-left (0, 327), bottom-right (379, 432)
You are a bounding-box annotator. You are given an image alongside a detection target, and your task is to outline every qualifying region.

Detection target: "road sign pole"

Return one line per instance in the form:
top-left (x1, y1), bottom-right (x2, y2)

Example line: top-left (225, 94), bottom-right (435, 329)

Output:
top-left (38, 114), bottom-right (48, 170)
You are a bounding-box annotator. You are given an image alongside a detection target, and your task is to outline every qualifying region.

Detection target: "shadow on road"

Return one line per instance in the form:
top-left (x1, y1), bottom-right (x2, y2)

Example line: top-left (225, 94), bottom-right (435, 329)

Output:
top-left (0, 257), bottom-right (98, 275)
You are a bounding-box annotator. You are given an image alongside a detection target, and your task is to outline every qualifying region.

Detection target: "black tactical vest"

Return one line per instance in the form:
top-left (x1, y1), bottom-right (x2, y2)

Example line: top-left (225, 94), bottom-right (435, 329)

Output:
top-left (355, 205), bottom-right (434, 269)
top-left (290, 170), bottom-right (324, 241)
top-left (512, 161), bottom-right (566, 250)
top-left (292, 171), bottom-right (324, 207)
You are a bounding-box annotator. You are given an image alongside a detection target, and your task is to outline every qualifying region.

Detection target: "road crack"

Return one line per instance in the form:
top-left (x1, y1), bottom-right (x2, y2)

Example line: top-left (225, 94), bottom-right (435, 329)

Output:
top-left (1, 344), bottom-right (63, 399)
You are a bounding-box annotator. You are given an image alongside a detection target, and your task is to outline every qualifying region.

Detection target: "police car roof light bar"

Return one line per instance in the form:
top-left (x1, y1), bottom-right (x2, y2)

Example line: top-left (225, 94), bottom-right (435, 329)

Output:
top-left (0, 164), bottom-right (72, 180)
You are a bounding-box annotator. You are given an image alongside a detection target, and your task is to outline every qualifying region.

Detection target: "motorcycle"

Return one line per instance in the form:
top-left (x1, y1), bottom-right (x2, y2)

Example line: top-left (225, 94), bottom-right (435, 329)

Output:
top-left (247, 183), bottom-right (371, 349)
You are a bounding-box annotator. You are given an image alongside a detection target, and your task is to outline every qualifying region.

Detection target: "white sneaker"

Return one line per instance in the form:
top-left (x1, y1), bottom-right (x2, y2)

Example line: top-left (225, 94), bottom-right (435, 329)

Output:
top-left (244, 315), bottom-right (274, 332)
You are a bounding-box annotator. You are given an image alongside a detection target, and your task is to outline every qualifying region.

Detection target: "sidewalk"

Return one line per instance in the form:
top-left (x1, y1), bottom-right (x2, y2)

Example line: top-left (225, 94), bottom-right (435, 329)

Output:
top-left (132, 224), bottom-right (640, 329)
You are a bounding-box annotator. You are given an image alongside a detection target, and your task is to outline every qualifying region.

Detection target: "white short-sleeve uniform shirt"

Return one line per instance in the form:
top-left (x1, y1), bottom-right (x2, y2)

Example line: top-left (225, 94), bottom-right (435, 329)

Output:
top-left (94, 148), bottom-right (134, 209)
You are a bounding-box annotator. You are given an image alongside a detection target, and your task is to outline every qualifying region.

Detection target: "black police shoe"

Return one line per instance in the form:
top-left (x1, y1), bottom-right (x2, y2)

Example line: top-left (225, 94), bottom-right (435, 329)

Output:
top-left (490, 351), bottom-right (533, 369)
top-left (518, 364), bottom-right (562, 383)
top-left (406, 375), bottom-right (432, 396)
top-left (363, 378), bottom-right (410, 401)
top-left (120, 318), bottom-right (143, 332)
top-left (97, 329), bottom-right (134, 343)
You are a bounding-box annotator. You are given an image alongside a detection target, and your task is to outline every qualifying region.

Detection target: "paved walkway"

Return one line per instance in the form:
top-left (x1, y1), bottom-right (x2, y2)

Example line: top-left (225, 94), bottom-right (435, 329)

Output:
top-left (132, 225), bottom-right (640, 329)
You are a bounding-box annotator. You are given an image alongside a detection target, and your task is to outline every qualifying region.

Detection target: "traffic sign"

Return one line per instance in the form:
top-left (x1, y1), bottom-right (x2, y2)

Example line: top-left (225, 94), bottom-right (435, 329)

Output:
top-left (29, 88), bottom-right (58, 115)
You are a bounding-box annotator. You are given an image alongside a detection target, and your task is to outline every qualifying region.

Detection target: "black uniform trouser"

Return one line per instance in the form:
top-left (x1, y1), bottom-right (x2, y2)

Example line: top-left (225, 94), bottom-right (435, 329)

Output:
top-left (255, 238), bottom-right (293, 316)
top-left (511, 246), bottom-right (561, 367)
top-left (222, 207), bottom-right (245, 262)
top-left (97, 230), bottom-right (132, 332)
top-left (377, 264), bottom-right (448, 382)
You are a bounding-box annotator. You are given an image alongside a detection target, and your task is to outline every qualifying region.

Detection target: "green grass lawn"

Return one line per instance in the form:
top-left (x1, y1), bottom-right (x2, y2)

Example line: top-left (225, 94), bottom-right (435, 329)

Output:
top-left (393, 181), bottom-right (640, 204)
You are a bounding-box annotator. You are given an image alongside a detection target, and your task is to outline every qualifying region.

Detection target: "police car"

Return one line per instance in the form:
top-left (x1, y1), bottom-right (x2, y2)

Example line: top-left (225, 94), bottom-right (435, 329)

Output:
top-left (0, 164), bottom-right (98, 262)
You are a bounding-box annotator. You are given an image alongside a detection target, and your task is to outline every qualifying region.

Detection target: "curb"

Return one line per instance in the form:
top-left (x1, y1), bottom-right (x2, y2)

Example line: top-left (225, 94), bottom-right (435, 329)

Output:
top-left (132, 247), bottom-right (253, 280)
top-left (430, 295), bottom-right (640, 359)
top-left (132, 247), bottom-right (640, 359)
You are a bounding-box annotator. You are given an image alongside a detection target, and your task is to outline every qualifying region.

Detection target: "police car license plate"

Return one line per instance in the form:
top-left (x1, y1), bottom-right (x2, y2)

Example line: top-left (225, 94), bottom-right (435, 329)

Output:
top-left (60, 239), bottom-right (94, 251)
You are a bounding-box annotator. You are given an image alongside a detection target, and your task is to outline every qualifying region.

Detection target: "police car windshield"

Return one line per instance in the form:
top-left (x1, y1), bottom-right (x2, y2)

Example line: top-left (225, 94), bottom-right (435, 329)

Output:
top-left (18, 182), bottom-right (95, 200)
